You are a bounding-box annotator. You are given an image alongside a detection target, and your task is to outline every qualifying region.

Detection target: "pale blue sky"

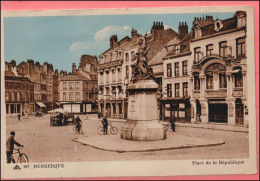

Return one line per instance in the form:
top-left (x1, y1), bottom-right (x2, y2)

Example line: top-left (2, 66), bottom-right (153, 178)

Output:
top-left (4, 12), bottom-right (234, 72)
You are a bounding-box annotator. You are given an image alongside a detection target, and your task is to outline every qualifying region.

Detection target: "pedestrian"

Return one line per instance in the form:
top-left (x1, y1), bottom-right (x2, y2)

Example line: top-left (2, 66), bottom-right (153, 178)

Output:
top-left (6, 131), bottom-right (23, 163)
top-left (17, 114), bottom-right (21, 121)
top-left (101, 116), bottom-right (108, 135)
top-left (170, 117), bottom-right (176, 132)
top-left (75, 116), bottom-right (82, 132)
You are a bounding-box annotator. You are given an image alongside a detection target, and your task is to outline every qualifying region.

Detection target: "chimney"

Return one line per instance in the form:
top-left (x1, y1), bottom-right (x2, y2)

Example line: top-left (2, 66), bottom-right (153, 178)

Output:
top-left (27, 59), bottom-right (34, 69)
top-left (178, 21), bottom-right (188, 38)
top-left (131, 28), bottom-right (138, 39)
top-left (55, 69), bottom-right (58, 76)
top-left (110, 35), bottom-right (118, 49)
top-left (205, 15), bottom-right (213, 21)
top-left (60, 70), bottom-right (64, 77)
top-left (43, 62), bottom-right (48, 73)
top-left (151, 21), bottom-right (164, 38)
top-left (72, 63), bottom-right (76, 73)
top-left (35, 61), bottom-right (40, 69)
top-left (10, 60), bottom-right (16, 67)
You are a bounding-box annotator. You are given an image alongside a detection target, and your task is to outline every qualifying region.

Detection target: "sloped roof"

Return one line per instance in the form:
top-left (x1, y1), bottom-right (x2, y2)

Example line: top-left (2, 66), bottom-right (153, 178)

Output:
top-left (149, 39), bottom-right (179, 66)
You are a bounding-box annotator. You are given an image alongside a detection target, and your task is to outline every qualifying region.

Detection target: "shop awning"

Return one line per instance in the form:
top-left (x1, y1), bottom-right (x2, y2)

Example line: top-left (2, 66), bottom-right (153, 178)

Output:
top-left (36, 102), bottom-right (47, 108)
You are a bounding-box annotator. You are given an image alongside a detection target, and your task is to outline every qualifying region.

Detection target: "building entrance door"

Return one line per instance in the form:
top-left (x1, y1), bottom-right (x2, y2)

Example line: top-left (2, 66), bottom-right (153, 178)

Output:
top-left (235, 99), bottom-right (244, 125)
top-left (208, 103), bottom-right (227, 123)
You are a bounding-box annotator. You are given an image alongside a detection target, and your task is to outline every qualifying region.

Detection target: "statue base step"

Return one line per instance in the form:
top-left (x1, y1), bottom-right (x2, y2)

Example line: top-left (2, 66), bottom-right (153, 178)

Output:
top-left (121, 120), bottom-right (166, 141)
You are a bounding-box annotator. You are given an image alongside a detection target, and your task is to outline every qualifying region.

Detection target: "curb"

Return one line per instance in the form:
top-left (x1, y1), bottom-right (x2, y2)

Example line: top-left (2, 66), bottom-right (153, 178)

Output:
top-left (179, 125), bottom-right (249, 133)
top-left (72, 138), bottom-right (225, 153)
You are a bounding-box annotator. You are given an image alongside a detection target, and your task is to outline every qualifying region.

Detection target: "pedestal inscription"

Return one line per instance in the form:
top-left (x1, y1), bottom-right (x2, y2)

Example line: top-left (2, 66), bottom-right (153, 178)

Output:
top-left (121, 80), bottom-right (166, 141)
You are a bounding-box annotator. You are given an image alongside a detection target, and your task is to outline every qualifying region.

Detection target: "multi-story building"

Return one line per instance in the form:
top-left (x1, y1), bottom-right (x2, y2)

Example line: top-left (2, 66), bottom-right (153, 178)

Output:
top-left (59, 56), bottom-right (98, 113)
top-left (5, 60), bottom-right (34, 116)
top-left (149, 22), bottom-right (191, 122)
top-left (16, 60), bottom-right (57, 113)
top-left (189, 11), bottom-right (248, 127)
top-left (98, 22), bottom-right (183, 119)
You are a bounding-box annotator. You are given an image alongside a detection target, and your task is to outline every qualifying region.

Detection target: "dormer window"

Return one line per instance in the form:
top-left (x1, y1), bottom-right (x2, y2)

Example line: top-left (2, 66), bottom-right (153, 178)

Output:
top-left (173, 45), bottom-right (180, 55)
top-left (195, 26), bottom-right (202, 39)
top-left (237, 11), bottom-right (246, 27)
top-left (214, 19), bottom-right (223, 32)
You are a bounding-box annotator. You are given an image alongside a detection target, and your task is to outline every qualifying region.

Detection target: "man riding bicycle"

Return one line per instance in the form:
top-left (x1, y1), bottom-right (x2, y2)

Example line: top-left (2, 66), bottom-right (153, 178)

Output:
top-left (75, 116), bottom-right (82, 132)
top-left (6, 131), bottom-right (23, 163)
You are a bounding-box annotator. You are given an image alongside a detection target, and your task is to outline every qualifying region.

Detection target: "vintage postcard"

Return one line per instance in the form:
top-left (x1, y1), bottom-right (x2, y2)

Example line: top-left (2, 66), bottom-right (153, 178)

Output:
top-left (1, 5), bottom-right (258, 179)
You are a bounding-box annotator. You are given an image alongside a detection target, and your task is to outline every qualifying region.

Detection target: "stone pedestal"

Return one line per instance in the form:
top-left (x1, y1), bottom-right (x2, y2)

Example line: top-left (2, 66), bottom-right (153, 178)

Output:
top-left (121, 80), bottom-right (166, 141)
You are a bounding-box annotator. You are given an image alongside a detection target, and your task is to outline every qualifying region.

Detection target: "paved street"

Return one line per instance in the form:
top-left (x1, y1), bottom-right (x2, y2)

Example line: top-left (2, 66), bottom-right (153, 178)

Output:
top-left (5, 114), bottom-right (249, 163)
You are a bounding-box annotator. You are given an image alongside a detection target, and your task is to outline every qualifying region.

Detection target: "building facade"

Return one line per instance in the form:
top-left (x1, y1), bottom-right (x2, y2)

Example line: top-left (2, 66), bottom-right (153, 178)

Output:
top-left (98, 22), bottom-right (182, 119)
top-left (189, 12), bottom-right (248, 127)
top-left (5, 61), bottom-right (34, 116)
top-left (16, 60), bottom-right (58, 113)
top-left (59, 56), bottom-right (98, 113)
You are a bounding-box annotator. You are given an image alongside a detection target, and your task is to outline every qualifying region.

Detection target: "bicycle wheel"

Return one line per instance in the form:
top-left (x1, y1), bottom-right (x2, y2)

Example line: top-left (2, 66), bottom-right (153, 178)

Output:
top-left (175, 125), bottom-right (180, 132)
top-left (80, 127), bottom-right (84, 134)
top-left (17, 153), bottom-right (29, 163)
top-left (73, 126), bottom-right (77, 134)
top-left (97, 126), bottom-right (104, 135)
top-left (110, 126), bottom-right (118, 135)
top-left (164, 123), bottom-right (170, 131)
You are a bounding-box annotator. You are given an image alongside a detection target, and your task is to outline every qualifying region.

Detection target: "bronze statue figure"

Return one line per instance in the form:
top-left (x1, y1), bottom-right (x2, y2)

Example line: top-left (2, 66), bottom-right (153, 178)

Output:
top-left (131, 33), bottom-right (154, 83)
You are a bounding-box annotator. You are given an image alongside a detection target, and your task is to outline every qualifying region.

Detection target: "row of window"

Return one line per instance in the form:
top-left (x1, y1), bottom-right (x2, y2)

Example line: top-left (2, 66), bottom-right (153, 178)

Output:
top-left (167, 60), bottom-right (188, 77)
top-left (194, 37), bottom-right (246, 62)
top-left (5, 91), bottom-right (33, 101)
top-left (63, 92), bottom-right (80, 101)
top-left (166, 82), bottom-right (188, 98)
top-left (112, 103), bottom-right (123, 114)
top-left (193, 71), bottom-right (243, 90)
top-left (62, 82), bottom-right (80, 90)
top-left (5, 82), bottom-right (32, 90)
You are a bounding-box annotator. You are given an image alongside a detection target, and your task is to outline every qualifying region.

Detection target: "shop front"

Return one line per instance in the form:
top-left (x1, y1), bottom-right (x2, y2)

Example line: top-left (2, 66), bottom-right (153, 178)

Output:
top-left (160, 98), bottom-right (191, 122)
top-left (208, 99), bottom-right (228, 123)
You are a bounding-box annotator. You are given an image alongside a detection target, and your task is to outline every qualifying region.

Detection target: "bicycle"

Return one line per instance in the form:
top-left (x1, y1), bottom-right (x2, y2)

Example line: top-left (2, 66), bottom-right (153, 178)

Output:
top-left (10, 147), bottom-right (29, 163)
top-left (73, 124), bottom-right (83, 134)
top-left (163, 121), bottom-right (180, 132)
top-left (97, 122), bottom-right (118, 135)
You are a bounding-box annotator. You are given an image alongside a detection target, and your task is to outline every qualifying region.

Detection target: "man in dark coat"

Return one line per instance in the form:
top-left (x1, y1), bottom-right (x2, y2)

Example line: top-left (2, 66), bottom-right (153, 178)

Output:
top-left (170, 117), bottom-right (176, 132)
top-left (6, 131), bottom-right (23, 163)
top-left (75, 116), bottom-right (82, 132)
top-left (17, 114), bottom-right (21, 121)
top-left (101, 117), bottom-right (108, 134)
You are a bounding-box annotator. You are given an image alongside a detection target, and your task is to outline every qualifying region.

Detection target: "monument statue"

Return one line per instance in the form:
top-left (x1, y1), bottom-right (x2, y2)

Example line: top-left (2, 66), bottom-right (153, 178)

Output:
top-left (121, 34), bottom-right (166, 141)
top-left (131, 34), bottom-right (154, 83)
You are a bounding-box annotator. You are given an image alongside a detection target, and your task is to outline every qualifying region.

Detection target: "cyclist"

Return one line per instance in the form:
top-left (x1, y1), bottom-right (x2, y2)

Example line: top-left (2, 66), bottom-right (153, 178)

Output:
top-left (75, 116), bottom-right (82, 133)
top-left (6, 131), bottom-right (23, 163)
top-left (101, 116), bottom-right (108, 134)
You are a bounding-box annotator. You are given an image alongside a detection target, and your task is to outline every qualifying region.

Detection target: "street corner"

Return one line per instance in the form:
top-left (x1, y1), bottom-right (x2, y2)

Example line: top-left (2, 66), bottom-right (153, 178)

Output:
top-left (73, 133), bottom-right (225, 153)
